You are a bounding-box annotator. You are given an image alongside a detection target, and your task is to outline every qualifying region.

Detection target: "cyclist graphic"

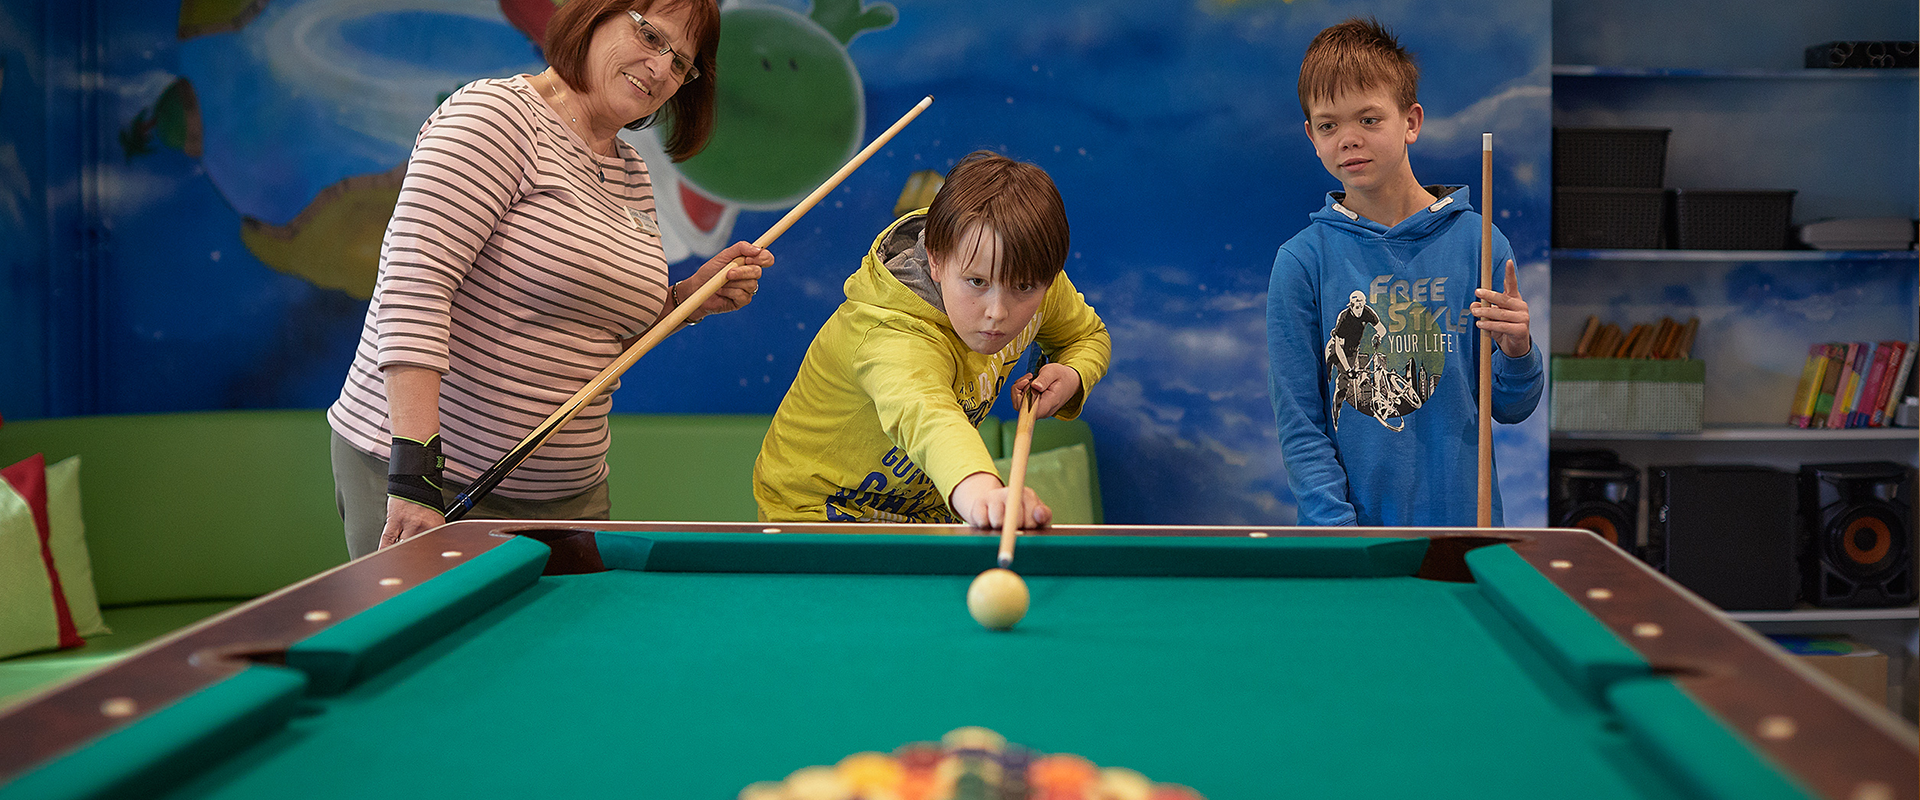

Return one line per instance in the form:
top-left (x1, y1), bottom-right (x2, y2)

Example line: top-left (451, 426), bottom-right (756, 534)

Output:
top-left (1325, 290), bottom-right (1431, 431)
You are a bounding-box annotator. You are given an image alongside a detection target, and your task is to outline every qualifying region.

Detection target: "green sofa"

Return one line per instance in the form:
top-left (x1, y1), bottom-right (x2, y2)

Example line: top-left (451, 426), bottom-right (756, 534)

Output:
top-left (0, 410), bottom-right (1099, 706)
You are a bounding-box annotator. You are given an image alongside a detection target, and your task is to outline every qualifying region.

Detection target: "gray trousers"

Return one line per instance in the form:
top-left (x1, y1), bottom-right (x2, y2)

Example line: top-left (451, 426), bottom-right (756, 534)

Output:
top-left (330, 431), bottom-right (611, 559)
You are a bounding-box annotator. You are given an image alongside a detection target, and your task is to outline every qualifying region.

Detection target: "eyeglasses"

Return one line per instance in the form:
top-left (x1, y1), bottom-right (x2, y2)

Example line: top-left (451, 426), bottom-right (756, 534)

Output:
top-left (627, 12), bottom-right (699, 83)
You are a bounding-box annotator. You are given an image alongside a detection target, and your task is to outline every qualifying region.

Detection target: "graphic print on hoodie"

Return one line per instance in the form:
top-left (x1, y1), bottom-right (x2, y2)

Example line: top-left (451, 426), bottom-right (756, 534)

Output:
top-left (1324, 278), bottom-right (1448, 431)
top-left (1267, 184), bottom-right (1544, 527)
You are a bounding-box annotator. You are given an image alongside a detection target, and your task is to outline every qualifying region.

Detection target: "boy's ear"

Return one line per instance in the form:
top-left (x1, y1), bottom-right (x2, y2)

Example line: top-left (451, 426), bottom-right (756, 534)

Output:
top-left (1404, 102), bottom-right (1424, 144)
top-left (926, 248), bottom-right (945, 282)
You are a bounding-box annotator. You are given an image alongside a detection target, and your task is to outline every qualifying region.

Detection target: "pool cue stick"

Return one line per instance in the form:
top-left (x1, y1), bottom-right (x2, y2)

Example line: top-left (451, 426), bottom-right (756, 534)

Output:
top-left (998, 383), bottom-right (1038, 568)
top-left (1477, 132), bottom-right (1494, 528)
top-left (444, 95), bottom-right (935, 521)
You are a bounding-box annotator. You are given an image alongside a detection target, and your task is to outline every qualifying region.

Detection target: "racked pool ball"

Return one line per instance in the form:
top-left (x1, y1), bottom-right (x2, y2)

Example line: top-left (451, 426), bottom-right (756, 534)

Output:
top-left (967, 568), bottom-right (1029, 630)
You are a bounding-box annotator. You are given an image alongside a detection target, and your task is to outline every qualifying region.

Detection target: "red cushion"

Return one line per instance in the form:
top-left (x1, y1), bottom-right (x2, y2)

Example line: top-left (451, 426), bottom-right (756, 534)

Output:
top-left (1, 455), bottom-right (82, 650)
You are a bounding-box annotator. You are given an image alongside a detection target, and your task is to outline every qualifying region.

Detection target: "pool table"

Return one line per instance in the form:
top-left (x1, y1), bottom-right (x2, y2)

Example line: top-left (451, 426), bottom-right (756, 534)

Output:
top-left (1, 523), bottom-right (1914, 800)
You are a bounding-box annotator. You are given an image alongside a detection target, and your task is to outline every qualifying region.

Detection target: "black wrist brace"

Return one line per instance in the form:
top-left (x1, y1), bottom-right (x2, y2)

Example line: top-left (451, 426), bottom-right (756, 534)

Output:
top-left (387, 434), bottom-right (445, 512)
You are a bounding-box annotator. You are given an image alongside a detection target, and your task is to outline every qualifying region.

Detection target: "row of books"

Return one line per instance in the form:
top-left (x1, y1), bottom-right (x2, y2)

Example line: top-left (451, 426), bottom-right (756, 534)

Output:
top-left (1788, 341), bottom-right (1918, 428)
top-left (1572, 316), bottom-right (1699, 360)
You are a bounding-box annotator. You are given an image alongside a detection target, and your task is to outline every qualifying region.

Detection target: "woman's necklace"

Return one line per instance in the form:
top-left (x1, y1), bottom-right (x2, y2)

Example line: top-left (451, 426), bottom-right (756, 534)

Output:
top-left (542, 71), bottom-right (610, 156)
top-left (542, 72), bottom-right (581, 129)
top-left (539, 71), bottom-right (624, 188)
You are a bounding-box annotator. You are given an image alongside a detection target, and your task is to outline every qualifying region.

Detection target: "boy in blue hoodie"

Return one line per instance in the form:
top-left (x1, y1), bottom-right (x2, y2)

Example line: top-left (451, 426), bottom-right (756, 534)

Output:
top-left (1268, 18), bottom-right (1542, 526)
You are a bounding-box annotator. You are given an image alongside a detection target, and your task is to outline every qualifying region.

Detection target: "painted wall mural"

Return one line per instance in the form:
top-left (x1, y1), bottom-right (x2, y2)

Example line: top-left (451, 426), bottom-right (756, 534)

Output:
top-left (31, 0), bottom-right (1560, 525)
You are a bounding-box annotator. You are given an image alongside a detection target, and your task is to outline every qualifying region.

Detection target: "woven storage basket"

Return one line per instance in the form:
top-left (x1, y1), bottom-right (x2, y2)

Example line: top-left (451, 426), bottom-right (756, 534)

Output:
top-left (1553, 127), bottom-right (1669, 188)
top-left (1551, 357), bottom-right (1705, 433)
top-left (1553, 188), bottom-right (1668, 249)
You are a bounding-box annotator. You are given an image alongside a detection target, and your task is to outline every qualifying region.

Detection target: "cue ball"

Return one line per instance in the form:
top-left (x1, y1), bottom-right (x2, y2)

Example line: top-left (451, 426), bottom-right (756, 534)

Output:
top-left (968, 568), bottom-right (1029, 630)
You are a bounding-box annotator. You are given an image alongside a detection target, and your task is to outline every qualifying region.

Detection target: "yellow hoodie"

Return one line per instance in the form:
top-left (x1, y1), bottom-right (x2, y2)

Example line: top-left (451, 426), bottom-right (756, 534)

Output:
top-left (753, 210), bottom-right (1111, 522)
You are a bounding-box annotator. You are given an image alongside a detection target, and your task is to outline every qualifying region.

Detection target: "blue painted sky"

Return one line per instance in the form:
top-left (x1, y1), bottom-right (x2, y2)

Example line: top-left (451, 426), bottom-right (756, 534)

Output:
top-left (64, 0), bottom-right (1555, 525)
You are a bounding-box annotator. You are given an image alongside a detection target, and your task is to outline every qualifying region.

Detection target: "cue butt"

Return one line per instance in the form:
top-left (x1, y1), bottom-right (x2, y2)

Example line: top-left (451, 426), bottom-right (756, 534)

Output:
top-left (998, 387), bottom-right (1038, 566)
top-left (1477, 133), bottom-right (1494, 528)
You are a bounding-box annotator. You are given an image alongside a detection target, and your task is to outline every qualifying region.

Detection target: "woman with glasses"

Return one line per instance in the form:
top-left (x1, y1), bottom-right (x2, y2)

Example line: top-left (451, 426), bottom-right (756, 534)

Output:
top-left (326, 0), bottom-right (772, 558)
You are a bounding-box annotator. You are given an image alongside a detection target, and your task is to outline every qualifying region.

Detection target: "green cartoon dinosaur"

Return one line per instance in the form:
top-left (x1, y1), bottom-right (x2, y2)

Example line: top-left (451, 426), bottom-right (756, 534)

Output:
top-left (675, 0), bottom-right (895, 208)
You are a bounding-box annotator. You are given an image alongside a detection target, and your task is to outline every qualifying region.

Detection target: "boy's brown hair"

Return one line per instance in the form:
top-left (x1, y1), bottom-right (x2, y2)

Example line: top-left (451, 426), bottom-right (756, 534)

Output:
top-left (544, 0), bottom-right (720, 161)
top-left (925, 151), bottom-right (1071, 288)
top-left (1297, 17), bottom-right (1419, 119)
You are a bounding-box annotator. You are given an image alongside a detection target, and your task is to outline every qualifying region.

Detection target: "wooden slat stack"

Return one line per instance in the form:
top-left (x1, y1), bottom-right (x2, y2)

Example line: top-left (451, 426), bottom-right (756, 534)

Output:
top-left (1572, 315), bottom-right (1699, 359)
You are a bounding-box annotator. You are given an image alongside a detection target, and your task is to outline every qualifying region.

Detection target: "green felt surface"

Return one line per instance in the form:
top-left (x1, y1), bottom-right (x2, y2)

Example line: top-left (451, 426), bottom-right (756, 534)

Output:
top-left (149, 547), bottom-right (1734, 799)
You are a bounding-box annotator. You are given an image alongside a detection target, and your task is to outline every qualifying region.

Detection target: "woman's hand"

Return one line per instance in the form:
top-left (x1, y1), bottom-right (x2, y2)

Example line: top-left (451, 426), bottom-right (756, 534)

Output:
top-left (378, 496), bottom-right (445, 549)
top-left (1010, 363), bottom-right (1082, 419)
top-left (949, 472), bottom-right (1052, 530)
top-left (677, 241), bottom-right (773, 320)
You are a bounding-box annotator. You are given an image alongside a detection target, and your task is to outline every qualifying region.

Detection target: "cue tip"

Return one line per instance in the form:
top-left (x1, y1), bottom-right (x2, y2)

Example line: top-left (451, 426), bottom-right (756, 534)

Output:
top-left (917, 95), bottom-right (934, 108)
top-left (997, 554), bottom-right (1012, 568)
top-left (1482, 132), bottom-right (1492, 149)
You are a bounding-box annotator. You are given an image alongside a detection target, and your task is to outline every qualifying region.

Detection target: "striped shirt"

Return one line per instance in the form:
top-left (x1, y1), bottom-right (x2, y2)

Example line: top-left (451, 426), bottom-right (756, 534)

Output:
top-left (328, 76), bottom-right (670, 500)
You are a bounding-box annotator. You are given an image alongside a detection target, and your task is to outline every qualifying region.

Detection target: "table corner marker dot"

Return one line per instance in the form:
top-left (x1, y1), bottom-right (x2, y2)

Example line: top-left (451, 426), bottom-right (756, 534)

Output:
top-left (1757, 715), bottom-right (1797, 740)
top-left (1849, 781), bottom-right (1893, 800)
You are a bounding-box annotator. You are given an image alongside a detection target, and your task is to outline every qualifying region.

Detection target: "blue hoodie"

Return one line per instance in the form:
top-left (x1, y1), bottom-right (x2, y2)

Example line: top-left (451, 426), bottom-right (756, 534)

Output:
top-left (1267, 186), bottom-right (1542, 527)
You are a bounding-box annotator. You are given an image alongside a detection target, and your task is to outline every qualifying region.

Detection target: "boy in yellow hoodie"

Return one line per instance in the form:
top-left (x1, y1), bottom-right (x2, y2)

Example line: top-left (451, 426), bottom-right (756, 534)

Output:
top-left (754, 152), bottom-right (1111, 528)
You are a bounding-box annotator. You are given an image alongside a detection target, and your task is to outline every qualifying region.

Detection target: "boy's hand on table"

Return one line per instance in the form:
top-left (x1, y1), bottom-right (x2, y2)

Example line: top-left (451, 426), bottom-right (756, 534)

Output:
top-left (1010, 363), bottom-right (1081, 419)
top-left (1472, 259), bottom-right (1532, 358)
top-left (951, 472), bottom-right (1052, 531)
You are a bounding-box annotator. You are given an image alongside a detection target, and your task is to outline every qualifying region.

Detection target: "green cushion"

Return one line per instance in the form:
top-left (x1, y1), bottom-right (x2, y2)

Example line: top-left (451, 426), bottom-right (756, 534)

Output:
top-left (0, 476), bottom-right (62, 660)
top-left (46, 456), bottom-right (106, 637)
top-left (0, 411), bottom-right (348, 606)
top-left (1607, 678), bottom-right (1813, 800)
top-left (1, 664), bottom-right (308, 800)
top-left (992, 443), bottom-right (1097, 525)
top-left (999, 417), bottom-right (1102, 523)
top-left (1465, 544), bottom-right (1649, 702)
top-left (0, 600), bottom-right (241, 709)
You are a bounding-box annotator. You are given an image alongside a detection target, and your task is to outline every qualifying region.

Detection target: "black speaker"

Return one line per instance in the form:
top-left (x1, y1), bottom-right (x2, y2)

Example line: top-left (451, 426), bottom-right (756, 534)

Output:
top-left (1798, 462), bottom-right (1915, 608)
top-left (1550, 450), bottom-right (1639, 556)
top-left (1647, 465), bottom-right (1799, 610)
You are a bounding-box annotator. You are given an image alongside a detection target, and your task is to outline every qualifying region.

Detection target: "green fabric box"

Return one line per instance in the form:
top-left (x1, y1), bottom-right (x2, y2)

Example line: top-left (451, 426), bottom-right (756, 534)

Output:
top-left (1550, 357), bottom-right (1705, 433)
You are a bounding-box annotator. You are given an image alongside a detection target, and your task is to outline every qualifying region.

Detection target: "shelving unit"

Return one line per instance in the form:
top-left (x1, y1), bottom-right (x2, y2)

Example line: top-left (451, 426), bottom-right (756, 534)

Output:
top-left (1555, 65), bottom-right (1918, 80)
top-left (1552, 249), bottom-right (1916, 262)
top-left (1555, 426), bottom-right (1918, 443)
top-left (1730, 607), bottom-right (1919, 721)
top-left (1549, 0), bottom-right (1917, 721)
